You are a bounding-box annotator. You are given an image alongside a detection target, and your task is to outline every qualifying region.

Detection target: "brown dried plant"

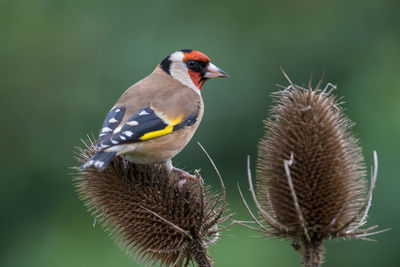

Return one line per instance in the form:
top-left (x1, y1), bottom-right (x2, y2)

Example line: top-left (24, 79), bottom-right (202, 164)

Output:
top-left (238, 73), bottom-right (389, 267)
top-left (73, 138), bottom-right (232, 267)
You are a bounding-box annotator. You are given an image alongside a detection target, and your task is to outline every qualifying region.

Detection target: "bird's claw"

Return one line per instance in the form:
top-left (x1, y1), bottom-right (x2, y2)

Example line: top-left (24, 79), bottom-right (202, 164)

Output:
top-left (173, 167), bottom-right (203, 187)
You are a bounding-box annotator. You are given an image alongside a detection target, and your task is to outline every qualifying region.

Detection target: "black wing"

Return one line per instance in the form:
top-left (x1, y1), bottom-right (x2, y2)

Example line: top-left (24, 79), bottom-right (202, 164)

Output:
top-left (96, 106), bottom-right (199, 151)
top-left (98, 107), bottom-right (126, 138)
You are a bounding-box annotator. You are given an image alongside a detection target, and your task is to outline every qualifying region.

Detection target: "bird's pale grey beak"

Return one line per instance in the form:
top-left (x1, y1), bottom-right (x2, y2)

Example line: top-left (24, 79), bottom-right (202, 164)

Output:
top-left (203, 63), bottom-right (229, 78)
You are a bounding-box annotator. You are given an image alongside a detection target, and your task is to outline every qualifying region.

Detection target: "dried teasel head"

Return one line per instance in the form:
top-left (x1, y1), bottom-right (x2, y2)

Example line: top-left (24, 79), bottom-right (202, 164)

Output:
top-left (73, 138), bottom-right (232, 267)
top-left (239, 73), bottom-right (389, 267)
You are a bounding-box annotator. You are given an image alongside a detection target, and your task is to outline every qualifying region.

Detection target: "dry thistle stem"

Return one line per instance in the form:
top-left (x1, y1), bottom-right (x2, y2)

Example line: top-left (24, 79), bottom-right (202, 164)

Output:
top-left (73, 138), bottom-right (231, 267)
top-left (239, 74), bottom-right (389, 267)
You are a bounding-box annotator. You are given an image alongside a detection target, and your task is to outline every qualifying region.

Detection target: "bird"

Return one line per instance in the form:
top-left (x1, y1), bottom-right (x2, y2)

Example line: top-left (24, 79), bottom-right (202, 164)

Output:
top-left (79, 49), bottom-right (228, 179)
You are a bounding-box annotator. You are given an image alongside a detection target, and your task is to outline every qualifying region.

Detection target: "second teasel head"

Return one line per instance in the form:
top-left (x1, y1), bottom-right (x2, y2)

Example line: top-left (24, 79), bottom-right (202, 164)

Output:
top-left (240, 74), bottom-right (388, 267)
top-left (257, 80), bottom-right (366, 237)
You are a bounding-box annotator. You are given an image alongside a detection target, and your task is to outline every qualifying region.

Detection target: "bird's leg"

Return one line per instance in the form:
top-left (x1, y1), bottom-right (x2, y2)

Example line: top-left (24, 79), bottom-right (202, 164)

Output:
top-left (173, 167), bottom-right (197, 180)
top-left (174, 167), bottom-right (205, 187)
top-left (165, 159), bottom-right (202, 185)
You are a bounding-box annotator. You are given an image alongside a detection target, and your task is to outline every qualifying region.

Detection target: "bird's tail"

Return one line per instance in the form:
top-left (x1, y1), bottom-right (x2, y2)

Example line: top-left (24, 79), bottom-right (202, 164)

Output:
top-left (79, 151), bottom-right (117, 171)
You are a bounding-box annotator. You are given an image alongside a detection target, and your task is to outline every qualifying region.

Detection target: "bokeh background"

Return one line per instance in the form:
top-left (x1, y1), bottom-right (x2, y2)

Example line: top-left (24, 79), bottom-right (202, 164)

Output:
top-left (1, 0), bottom-right (399, 266)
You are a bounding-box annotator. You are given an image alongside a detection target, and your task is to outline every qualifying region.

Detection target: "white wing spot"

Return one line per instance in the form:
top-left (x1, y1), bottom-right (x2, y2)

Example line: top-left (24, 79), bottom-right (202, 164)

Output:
top-left (99, 143), bottom-right (109, 149)
top-left (139, 110), bottom-right (149, 116)
top-left (123, 131), bottom-right (133, 137)
top-left (110, 138), bottom-right (119, 144)
top-left (101, 127), bottom-right (113, 133)
top-left (126, 120), bottom-right (139, 126)
top-left (94, 161), bottom-right (104, 168)
top-left (109, 118), bottom-right (118, 123)
top-left (115, 108), bottom-right (121, 112)
top-left (114, 125), bottom-right (122, 133)
top-left (120, 136), bottom-right (126, 140)
top-left (84, 160), bottom-right (94, 168)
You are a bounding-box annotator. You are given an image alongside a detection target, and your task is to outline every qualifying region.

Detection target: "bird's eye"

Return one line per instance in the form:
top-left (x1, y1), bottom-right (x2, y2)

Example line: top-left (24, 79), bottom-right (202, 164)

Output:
top-left (187, 60), bottom-right (197, 68)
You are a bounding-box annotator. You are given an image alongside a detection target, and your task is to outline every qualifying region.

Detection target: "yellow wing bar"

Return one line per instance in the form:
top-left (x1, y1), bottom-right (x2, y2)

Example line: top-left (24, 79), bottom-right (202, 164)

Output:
top-left (139, 115), bottom-right (183, 141)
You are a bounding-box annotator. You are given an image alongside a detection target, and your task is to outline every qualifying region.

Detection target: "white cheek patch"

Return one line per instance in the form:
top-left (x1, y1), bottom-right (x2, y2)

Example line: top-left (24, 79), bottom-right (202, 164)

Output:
top-left (169, 52), bottom-right (200, 95)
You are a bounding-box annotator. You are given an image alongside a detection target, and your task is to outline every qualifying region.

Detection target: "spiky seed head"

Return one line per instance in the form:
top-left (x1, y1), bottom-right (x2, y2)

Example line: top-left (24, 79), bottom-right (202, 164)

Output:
top-left (73, 138), bottom-right (229, 267)
top-left (242, 77), bottom-right (388, 266)
top-left (256, 82), bottom-right (367, 238)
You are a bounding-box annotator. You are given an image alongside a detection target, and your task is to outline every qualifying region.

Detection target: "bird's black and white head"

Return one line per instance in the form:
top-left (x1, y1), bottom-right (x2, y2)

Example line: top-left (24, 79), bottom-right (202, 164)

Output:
top-left (160, 49), bottom-right (228, 93)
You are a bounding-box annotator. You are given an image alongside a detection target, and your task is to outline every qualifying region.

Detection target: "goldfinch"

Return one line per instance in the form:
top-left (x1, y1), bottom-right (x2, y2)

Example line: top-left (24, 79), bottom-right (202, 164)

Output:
top-left (79, 49), bottom-right (228, 177)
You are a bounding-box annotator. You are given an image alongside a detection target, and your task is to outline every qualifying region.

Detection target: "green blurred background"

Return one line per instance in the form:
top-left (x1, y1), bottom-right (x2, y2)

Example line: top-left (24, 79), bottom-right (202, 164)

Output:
top-left (1, 0), bottom-right (399, 266)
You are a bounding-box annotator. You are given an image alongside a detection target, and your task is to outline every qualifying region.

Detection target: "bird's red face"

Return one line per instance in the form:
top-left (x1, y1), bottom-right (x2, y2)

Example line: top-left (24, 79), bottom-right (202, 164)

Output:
top-left (182, 50), bottom-right (210, 90)
top-left (161, 49), bottom-right (228, 92)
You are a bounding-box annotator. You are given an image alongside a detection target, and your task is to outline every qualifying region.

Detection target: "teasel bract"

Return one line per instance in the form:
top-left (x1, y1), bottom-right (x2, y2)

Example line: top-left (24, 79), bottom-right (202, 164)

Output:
top-left (74, 138), bottom-right (232, 267)
top-left (239, 73), bottom-right (389, 267)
